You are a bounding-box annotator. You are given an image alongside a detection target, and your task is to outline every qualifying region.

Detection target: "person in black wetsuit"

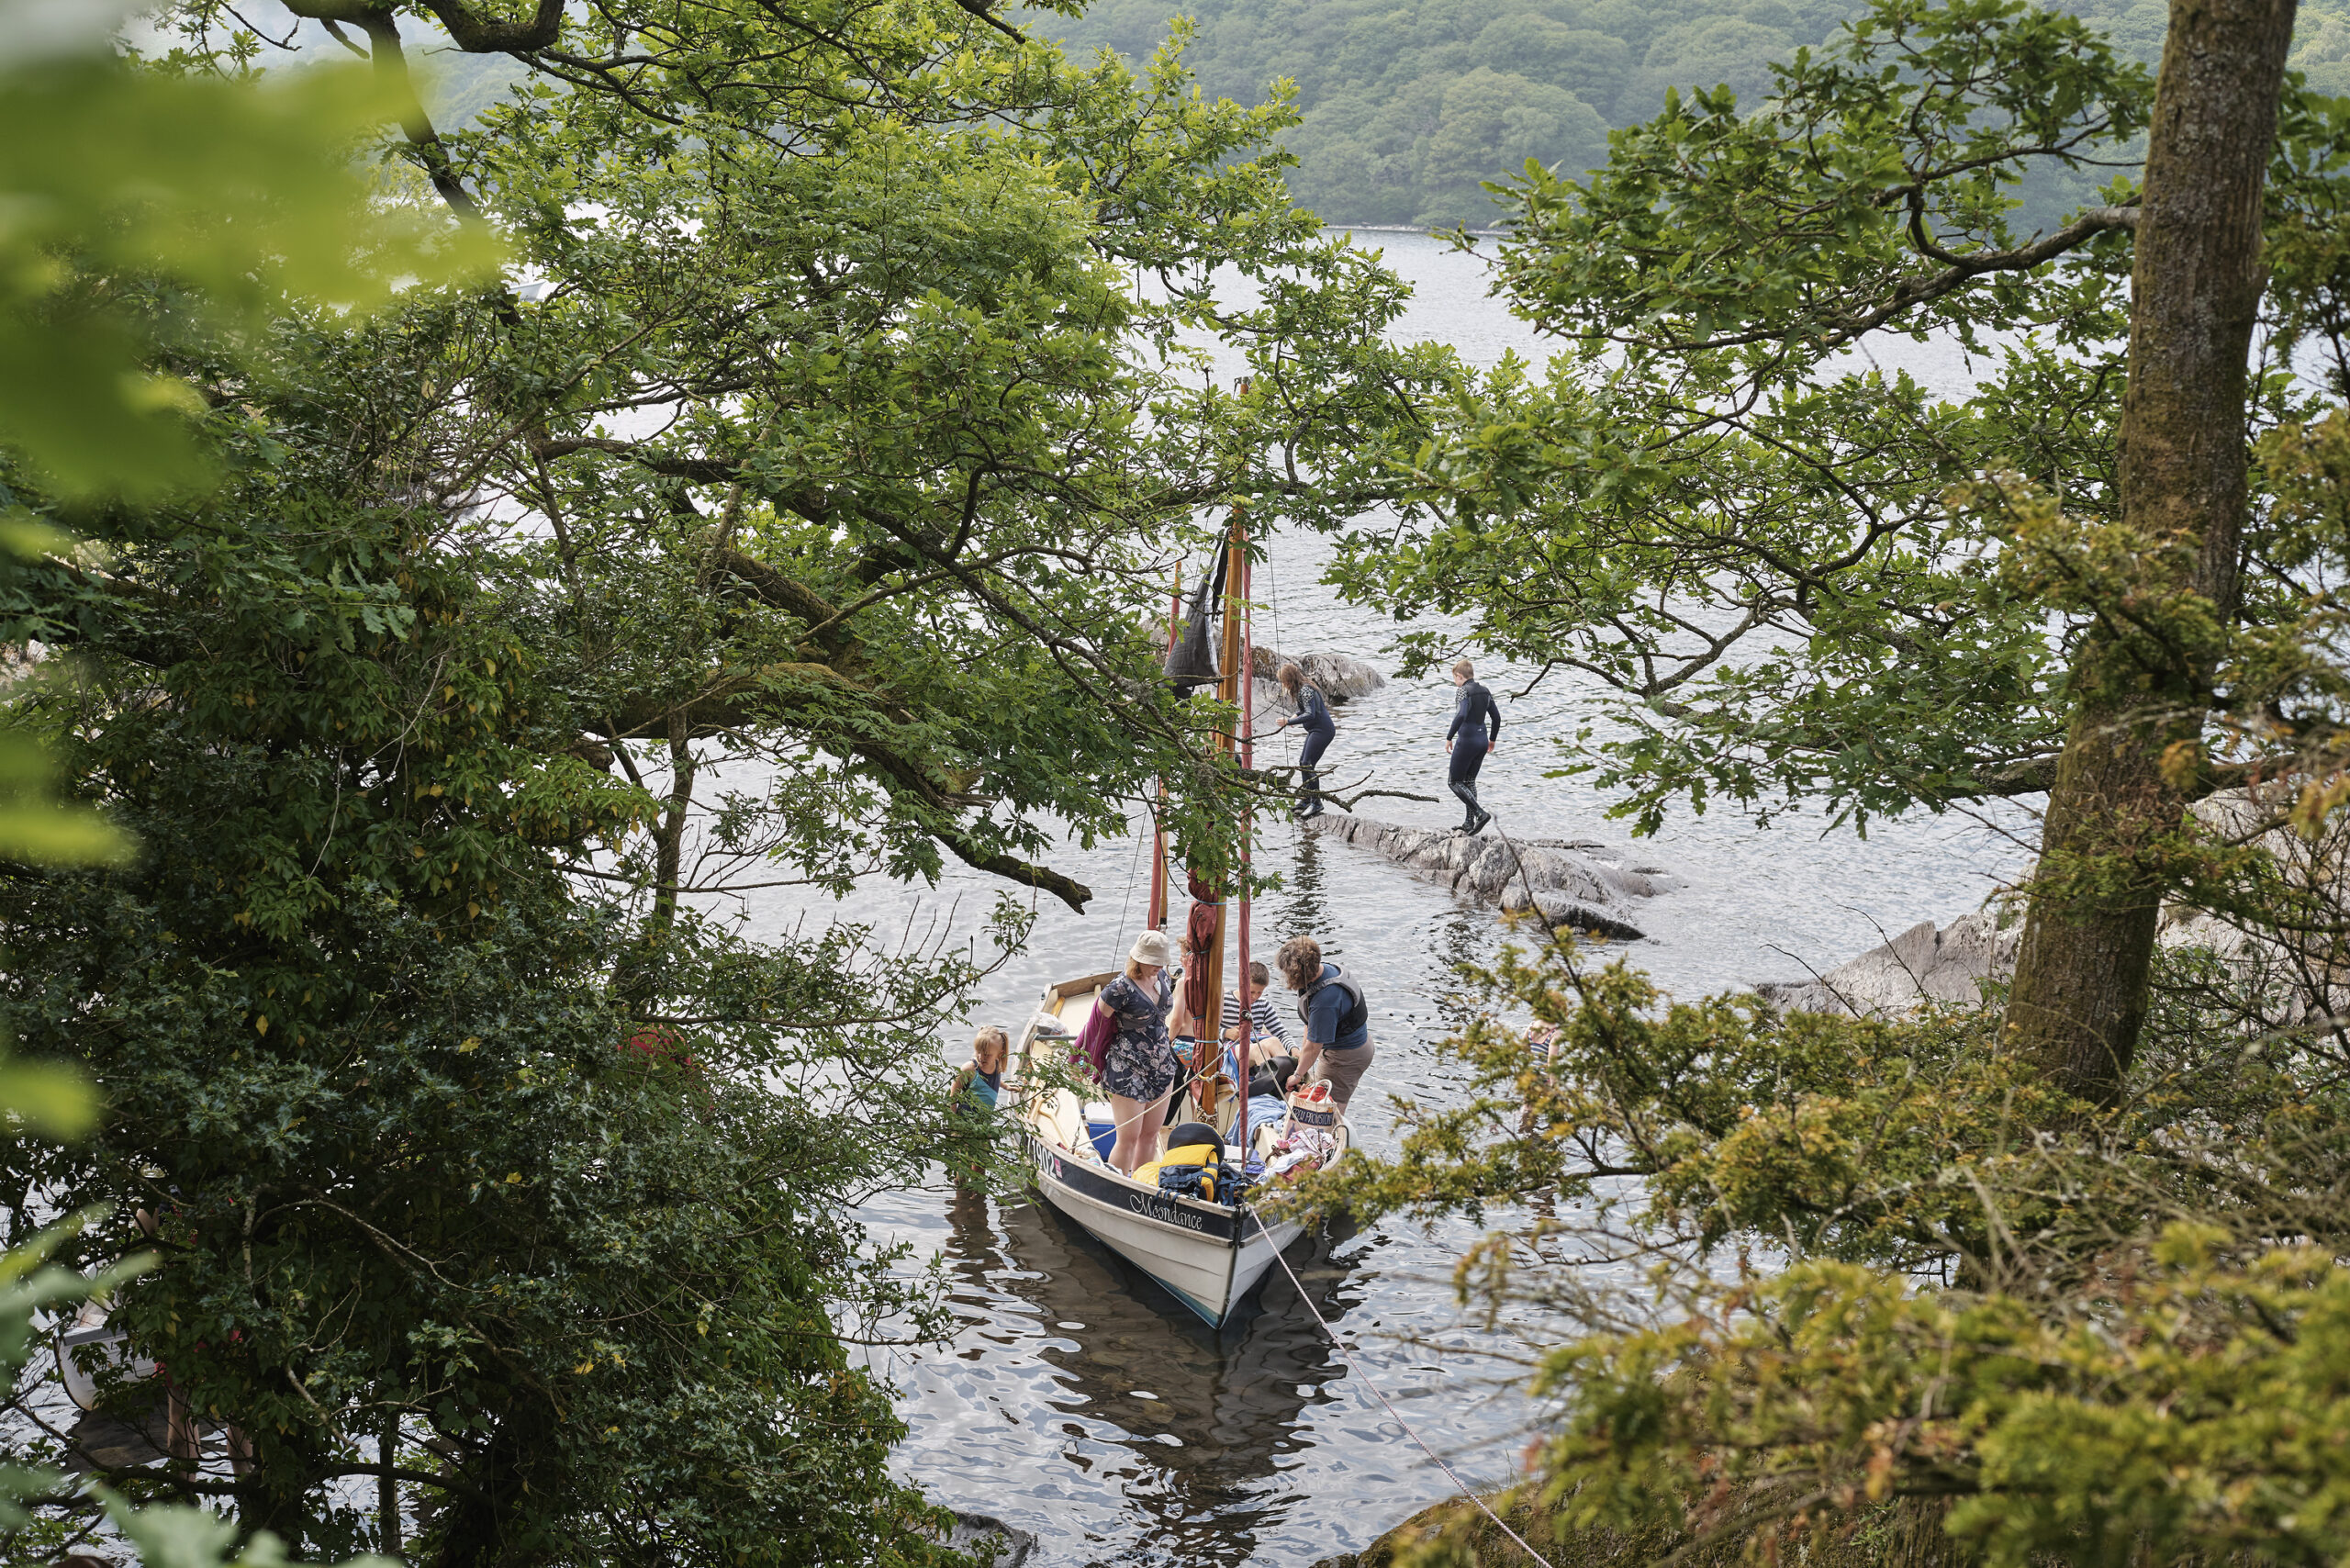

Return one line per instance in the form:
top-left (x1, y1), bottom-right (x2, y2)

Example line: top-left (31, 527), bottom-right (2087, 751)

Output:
top-left (1271, 662), bottom-right (1336, 819)
top-left (1445, 656), bottom-right (1500, 835)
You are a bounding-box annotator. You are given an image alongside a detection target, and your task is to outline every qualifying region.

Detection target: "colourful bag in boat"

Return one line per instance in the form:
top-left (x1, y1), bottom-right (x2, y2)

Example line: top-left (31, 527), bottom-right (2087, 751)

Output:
top-left (1154, 1140), bottom-right (1221, 1202)
top-left (1158, 1164), bottom-right (1213, 1202)
top-left (1133, 1141), bottom-right (1219, 1194)
top-left (1069, 998), bottom-right (1113, 1082)
top-left (1285, 1083), bottom-right (1339, 1130)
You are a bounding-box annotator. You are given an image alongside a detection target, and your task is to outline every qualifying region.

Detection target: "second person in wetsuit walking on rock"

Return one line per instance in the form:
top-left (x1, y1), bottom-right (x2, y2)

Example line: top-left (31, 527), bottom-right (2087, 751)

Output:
top-left (1272, 663), bottom-right (1336, 819)
top-left (1445, 656), bottom-right (1500, 835)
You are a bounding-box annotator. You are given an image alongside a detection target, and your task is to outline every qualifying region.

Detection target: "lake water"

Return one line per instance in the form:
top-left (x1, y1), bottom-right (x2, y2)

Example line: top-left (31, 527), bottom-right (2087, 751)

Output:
top-left (769, 230), bottom-right (2036, 1565)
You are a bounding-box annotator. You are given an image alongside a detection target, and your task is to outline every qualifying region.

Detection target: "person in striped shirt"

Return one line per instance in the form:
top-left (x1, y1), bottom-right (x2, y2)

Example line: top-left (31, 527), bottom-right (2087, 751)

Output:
top-left (1222, 960), bottom-right (1292, 1094)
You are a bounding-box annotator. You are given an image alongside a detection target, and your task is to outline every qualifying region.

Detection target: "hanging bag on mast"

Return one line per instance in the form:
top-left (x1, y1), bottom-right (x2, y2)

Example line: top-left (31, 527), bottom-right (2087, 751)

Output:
top-left (1162, 549), bottom-right (1227, 692)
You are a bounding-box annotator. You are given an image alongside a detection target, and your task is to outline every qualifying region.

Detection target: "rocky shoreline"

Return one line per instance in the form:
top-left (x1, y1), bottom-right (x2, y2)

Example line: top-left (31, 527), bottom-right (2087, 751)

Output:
top-left (1302, 812), bottom-right (1670, 938)
top-left (1756, 908), bottom-right (2020, 1016)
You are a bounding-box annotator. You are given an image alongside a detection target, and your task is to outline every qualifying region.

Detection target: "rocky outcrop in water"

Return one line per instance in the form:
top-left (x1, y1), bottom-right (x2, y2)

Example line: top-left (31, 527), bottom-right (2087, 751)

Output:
top-left (1145, 619), bottom-right (1385, 717)
top-left (945, 1511), bottom-right (1036, 1566)
top-left (1756, 909), bottom-right (2020, 1017)
top-left (1248, 644), bottom-right (1384, 717)
top-left (1761, 788), bottom-right (2350, 1019)
top-left (1302, 812), bottom-right (1668, 938)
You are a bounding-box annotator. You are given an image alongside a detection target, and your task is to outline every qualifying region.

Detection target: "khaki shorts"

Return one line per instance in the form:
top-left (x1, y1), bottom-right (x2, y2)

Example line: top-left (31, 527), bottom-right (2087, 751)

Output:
top-left (1309, 1037), bottom-right (1375, 1108)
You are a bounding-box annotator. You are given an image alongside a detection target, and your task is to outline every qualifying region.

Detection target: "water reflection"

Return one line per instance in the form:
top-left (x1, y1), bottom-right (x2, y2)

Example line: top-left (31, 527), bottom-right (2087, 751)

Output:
top-left (1427, 910), bottom-right (1491, 1034)
top-left (936, 1188), bottom-right (1368, 1566)
top-left (1270, 825), bottom-right (1330, 946)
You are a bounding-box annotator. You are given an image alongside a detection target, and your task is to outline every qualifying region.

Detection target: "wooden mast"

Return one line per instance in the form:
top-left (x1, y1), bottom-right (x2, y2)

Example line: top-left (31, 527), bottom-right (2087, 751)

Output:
top-left (1147, 573), bottom-right (1180, 932)
top-left (1236, 527), bottom-right (1254, 1159)
top-left (1195, 511), bottom-right (1245, 1103)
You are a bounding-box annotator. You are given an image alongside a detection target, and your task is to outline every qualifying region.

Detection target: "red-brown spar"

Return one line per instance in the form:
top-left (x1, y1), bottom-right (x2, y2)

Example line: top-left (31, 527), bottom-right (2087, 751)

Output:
top-left (1007, 508), bottom-right (1351, 1326)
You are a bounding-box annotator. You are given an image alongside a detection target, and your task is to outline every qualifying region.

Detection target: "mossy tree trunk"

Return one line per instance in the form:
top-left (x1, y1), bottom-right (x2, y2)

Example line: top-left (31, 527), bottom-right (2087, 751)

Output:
top-left (2004, 0), bottom-right (2300, 1103)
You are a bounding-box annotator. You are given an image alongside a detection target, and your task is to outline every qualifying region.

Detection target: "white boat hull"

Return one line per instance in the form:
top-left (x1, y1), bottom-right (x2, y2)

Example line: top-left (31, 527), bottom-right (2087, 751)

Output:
top-left (1026, 1134), bottom-right (1304, 1324)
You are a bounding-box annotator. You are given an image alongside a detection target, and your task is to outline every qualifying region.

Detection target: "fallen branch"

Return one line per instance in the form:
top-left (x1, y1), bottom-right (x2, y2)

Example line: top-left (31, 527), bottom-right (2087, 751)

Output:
top-left (1330, 787), bottom-right (1440, 809)
top-left (1256, 765), bottom-right (1440, 811)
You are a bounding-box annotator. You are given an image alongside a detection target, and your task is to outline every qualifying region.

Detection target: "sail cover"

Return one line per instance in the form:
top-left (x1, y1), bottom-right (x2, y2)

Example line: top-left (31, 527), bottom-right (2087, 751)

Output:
top-left (1161, 549), bottom-right (1228, 692)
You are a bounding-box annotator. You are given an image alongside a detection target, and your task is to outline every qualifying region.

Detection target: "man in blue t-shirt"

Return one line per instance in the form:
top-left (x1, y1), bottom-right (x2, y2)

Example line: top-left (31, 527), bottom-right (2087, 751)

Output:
top-left (1274, 934), bottom-right (1376, 1110)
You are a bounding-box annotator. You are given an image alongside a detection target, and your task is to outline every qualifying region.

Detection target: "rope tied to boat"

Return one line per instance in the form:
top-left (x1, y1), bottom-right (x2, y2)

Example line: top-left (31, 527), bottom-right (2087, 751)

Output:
top-left (1260, 1232), bottom-right (1556, 1567)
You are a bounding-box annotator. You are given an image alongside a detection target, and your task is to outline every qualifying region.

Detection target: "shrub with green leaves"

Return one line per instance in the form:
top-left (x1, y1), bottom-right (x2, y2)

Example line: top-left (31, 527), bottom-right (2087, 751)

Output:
top-left (1, 0), bottom-right (1445, 1560)
top-left (1316, 911), bottom-right (2350, 1567)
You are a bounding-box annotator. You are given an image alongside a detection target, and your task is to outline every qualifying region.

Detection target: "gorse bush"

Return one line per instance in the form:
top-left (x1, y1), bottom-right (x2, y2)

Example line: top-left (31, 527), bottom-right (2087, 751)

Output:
top-left (1322, 918), bottom-right (2350, 1566)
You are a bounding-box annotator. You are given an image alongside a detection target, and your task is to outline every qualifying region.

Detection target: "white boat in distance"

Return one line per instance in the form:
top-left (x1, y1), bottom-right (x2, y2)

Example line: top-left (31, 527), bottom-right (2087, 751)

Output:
top-left (1010, 973), bottom-right (1351, 1327)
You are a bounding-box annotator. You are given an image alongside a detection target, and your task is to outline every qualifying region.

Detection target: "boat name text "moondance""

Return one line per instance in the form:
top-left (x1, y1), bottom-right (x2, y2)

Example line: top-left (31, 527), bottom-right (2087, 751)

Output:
top-left (1127, 1193), bottom-right (1207, 1231)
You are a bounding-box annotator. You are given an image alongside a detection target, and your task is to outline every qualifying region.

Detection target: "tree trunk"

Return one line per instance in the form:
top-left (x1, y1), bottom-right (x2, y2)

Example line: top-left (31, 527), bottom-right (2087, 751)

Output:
top-left (2003, 0), bottom-right (2297, 1103)
top-left (381, 1413), bottom-right (404, 1560)
top-left (430, 1399), bottom-right (554, 1568)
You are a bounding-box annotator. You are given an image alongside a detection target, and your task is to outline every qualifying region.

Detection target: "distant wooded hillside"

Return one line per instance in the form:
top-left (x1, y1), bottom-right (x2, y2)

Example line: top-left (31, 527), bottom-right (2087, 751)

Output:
top-left (417, 0), bottom-right (2350, 231)
top-left (1030, 0), bottom-right (2350, 229)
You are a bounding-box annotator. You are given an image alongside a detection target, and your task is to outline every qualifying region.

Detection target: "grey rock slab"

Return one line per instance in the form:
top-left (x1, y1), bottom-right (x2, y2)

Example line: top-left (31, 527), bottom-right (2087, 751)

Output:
top-left (1757, 909), bottom-right (2020, 1017)
top-left (1303, 812), bottom-right (1661, 939)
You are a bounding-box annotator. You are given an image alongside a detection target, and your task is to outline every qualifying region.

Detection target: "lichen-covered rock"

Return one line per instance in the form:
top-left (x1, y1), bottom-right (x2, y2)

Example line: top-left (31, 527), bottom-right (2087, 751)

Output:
top-left (1756, 909), bottom-right (2020, 1017)
top-left (1303, 812), bottom-right (1663, 937)
top-left (1143, 619), bottom-right (1385, 713)
top-left (1249, 644), bottom-right (1385, 707)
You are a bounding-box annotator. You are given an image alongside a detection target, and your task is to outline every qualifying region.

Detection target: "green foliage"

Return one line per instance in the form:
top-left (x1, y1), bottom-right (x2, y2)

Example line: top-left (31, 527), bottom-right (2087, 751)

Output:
top-left (1, 0), bottom-right (1441, 1562)
top-left (1516, 1236), bottom-right (2350, 1568)
top-left (1314, 0), bottom-right (2350, 845)
top-left (0, 34), bottom-right (495, 501)
top-left (1298, 931), bottom-right (2081, 1284)
top-left (1327, 892), bottom-right (2350, 1566)
top-left (1030, 0), bottom-right (1826, 227)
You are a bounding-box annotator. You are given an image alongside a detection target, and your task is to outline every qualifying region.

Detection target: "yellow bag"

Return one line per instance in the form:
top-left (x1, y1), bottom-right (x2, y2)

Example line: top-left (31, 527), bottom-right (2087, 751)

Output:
top-left (1132, 1142), bottom-right (1220, 1193)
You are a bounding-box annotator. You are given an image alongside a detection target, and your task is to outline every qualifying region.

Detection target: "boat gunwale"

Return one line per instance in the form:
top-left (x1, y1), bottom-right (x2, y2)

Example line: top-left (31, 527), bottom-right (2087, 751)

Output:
top-left (1020, 1127), bottom-right (1251, 1249)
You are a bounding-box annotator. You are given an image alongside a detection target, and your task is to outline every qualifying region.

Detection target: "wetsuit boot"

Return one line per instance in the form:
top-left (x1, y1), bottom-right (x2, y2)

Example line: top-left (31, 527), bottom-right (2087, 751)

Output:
top-left (1449, 732), bottom-right (1492, 834)
top-left (1296, 728), bottom-right (1332, 819)
top-left (1449, 777), bottom-right (1489, 835)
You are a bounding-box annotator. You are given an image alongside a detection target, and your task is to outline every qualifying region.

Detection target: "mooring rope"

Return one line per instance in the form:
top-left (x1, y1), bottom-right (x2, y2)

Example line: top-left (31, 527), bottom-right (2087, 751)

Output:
top-left (1110, 808), bottom-right (1149, 971)
top-left (1260, 532), bottom-right (1292, 778)
top-left (1259, 1228), bottom-right (1555, 1566)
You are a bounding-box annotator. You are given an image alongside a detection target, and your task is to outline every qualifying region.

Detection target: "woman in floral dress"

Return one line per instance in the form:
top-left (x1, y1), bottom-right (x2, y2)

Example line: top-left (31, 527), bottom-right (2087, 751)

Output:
top-left (1098, 930), bottom-right (1190, 1174)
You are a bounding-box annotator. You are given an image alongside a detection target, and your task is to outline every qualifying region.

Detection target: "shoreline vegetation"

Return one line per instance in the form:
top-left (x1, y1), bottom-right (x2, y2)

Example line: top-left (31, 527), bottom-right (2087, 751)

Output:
top-left (1319, 1493), bottom-right (1956, 1567)
top-left (20, 0), bottom-right (2350, 1559)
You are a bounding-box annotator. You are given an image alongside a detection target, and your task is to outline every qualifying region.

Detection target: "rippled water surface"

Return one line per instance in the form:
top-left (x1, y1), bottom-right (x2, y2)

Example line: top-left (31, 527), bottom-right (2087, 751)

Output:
top-left (754, 231), bottom-right (2037, 1565)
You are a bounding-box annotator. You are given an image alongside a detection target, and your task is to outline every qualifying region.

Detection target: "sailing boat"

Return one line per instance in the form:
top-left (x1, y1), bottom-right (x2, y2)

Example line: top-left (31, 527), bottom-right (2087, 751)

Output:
top-left (1008, 514), bottom-right (1351, 1327)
